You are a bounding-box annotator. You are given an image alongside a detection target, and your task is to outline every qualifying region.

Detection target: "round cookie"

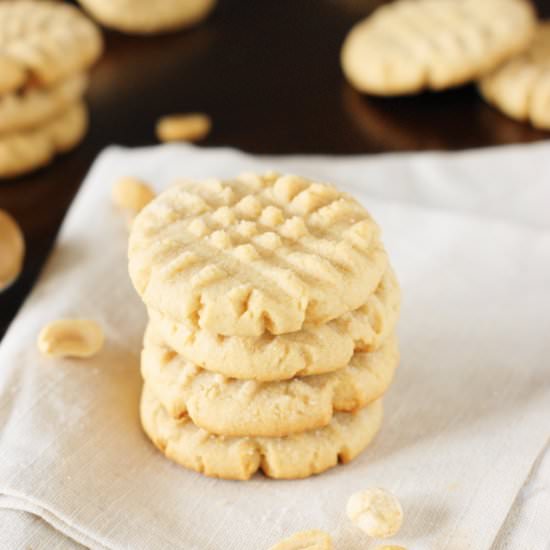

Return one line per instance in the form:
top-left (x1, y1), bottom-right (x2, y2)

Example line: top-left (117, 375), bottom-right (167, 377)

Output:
top-left (479, 23), bottom-right (550, 130)
top-left (142, 323), bottom-right (398, 437)
top-left (0, 101), bottom-right (88, 179)
top-left (341, 0), bottom-right (536, 96)
top-left (149, 267), bottom-right (400, 381)
top-left (77, 0), bottom-right (215, 35)
top-left (129, 173), bottom-right (388, 337)
top-left (140, 384), bottom-right (383, 480)
top-left (0, 74), bottom-right (87, 134)
top-left (0, 1), bottom-right (102, 93)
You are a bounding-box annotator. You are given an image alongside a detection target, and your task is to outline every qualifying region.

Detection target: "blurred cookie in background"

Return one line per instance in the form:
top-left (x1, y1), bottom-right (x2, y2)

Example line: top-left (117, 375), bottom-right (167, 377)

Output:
top-left (479, 23), bottom-right (550, 130)
top-left (77, 0), bottom-right (216, 35)
top-left (0, 1), bottom-right (102, 93)
top-left (0, 74), bottom-right (88, 135)
top-left (341, 0), bottom-right (536, 96)
top-left (0, 1), bottom-right (102, 178)
top-left (0, 102), bottom-right (88, 179)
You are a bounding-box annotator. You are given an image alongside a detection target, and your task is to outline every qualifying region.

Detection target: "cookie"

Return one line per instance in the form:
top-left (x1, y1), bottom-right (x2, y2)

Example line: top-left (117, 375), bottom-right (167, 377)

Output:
top-left (0, 1), bottom-right (102, 93)
top-left (149, 267), bottom-right (400, 381)
top-left (129, 173), bottom-right (388, 337)
top-left (0, 74), bottom-right (87, 134)
top-left (341, 0), bottom-right (536, 96)
top-left (479, 23), bottom-right (550, 130)
top-left (77, 0), bottom-right (215, 35)
top-left (142, 321), bottom-right (397, 437)
top-left (140, 384), bottom-right (383, 480)
top-left (0, 55), bottom-right (26, 95)
top-left (0, 101), bottom-right (88, 178)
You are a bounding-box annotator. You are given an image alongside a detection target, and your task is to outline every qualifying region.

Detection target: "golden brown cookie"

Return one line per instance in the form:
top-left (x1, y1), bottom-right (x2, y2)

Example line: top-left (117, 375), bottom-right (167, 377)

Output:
top-left (142, 322), bottom-right (398, 437)
top-left (0, 1), bottom-right (102, 93)
top-left (0, 101), bottom-right (88, 178)
top-left (140, 384), bottom-right (383, 480)
top-left (0, 74), bottom-right (87, 134)
top-left (77, 0), bottom-right (215, 35)
top-left (148, 267), bottom-right (400, 381)
top-left (479, 23), bottom-right (550, 130)
top-left (129, 173), bottom-right (388, 337)
top-left (341, 0), bottom-right (536, 95)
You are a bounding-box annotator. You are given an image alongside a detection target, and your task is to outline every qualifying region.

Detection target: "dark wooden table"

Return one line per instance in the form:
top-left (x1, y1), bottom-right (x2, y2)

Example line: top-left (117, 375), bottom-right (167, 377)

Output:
top-left (1, 0), bottom-right (548, 338)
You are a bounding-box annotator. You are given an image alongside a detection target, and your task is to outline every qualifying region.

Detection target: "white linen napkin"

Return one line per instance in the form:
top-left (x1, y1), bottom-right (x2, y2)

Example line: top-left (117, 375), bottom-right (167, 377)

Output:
top-left (0, 143), bottom-right (549, 550)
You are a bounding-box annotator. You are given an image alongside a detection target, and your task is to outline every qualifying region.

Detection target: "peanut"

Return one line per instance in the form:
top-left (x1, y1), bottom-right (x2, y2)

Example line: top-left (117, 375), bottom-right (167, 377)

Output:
top-left (0, 209), bottom-right (24, 292)
top-left (269, 530), bottom-right (332, 550)
top-left (156, 113), bottom-right (211, 143)
top-left (112, 176), bottom-right (155, 214)
top-left (346, 488), bottom-right (403, 539)
top-left (38, 319), bottom-right (104, 359)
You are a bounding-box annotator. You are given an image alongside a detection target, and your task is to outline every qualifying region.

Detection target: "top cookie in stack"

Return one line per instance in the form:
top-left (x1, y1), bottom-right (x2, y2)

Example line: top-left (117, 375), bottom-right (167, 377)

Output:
top-left (129, 173), bottom-right (400, 480)
top-left (0, 0), bottom-right (103, 178)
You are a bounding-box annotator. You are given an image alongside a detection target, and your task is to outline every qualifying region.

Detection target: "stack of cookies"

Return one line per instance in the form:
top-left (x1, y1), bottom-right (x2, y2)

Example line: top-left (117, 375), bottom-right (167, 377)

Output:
top-left (128, 173), bottom-right (400, 480)
top-left (0, 1), bottom-right (102, 178)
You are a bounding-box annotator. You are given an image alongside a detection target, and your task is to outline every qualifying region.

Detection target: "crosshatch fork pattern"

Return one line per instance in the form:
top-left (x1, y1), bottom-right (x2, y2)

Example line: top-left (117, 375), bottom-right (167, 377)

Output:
top-left (129, 173), bottom-right (389, 336)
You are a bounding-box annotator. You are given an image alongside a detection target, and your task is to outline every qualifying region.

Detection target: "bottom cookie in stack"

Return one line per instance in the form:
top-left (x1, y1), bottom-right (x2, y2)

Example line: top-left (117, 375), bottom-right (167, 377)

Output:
top-left (139, 321), bottom-right (399, 479)
top-left (140, 384), bottom-right (384, 481)
top-left (0, 101), bottom-right (88, 178)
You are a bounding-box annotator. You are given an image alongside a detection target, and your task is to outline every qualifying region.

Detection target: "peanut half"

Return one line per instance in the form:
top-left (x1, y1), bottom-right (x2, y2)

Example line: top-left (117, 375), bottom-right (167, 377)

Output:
top-left (346, 488), bottom-right (403, 539)
top-left (38, 319), bottom-right (105, 359)
top-left (112, 176), bottom-right (155, 212)
top-left (0, 209), bottom-right (25, 291)
top-left (269, 530), bottom-right (332, 550)
top-left (112, 176), bottom-right (155, 228)
top-left (156, 113), bottom-right (211, 143)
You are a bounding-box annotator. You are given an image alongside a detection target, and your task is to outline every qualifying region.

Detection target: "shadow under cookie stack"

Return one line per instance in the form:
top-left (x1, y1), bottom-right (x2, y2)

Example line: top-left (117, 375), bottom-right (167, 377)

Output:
top-left (128, 173), bottom-right (400, 480)
top-left (0, 1), bottom-right (102, 178)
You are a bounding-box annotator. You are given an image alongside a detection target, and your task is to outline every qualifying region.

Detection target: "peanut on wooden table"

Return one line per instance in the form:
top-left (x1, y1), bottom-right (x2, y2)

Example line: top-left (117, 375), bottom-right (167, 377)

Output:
top-left (156, 113), bottom-right (211, 143)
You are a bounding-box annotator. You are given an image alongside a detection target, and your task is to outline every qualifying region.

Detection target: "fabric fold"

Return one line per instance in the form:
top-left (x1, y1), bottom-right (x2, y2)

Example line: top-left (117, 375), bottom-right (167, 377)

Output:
top-left (0, 143), bottom-right (548, 550)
